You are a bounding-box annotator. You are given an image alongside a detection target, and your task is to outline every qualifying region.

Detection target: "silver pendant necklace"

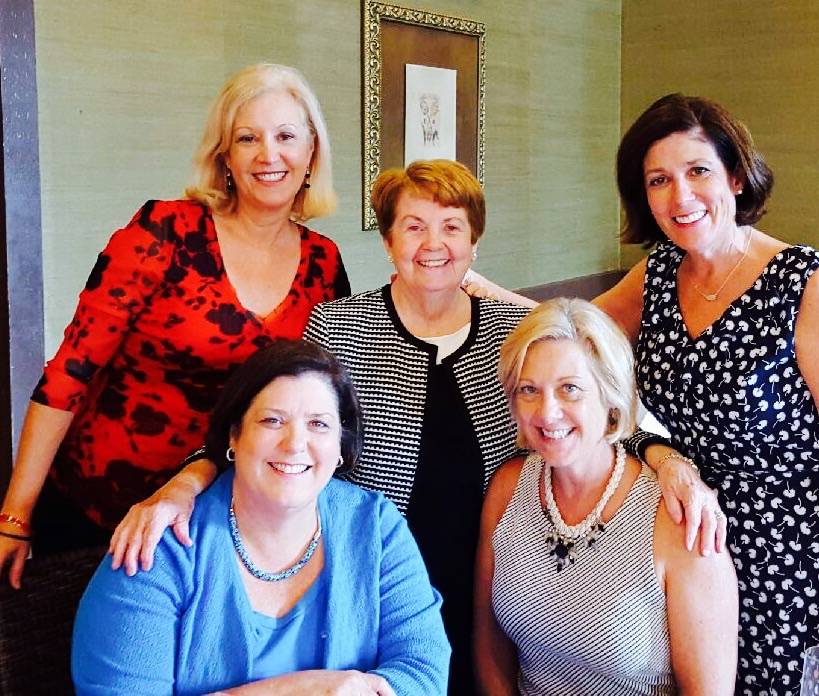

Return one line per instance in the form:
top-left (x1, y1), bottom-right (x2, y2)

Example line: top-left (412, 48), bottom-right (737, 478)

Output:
top-left (229, 500), bottom-right (322, 582)
top-left (688, 227), bottom-right (752, 302)
top-left (539, 441), bottom-right (625, 571)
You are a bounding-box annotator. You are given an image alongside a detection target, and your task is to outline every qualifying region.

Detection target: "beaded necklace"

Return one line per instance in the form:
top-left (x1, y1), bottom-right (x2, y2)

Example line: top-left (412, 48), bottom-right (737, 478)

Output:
top-left (539, 441), bottom-right (626, 571)
top-left (228, 500), bottom-right (322, 582)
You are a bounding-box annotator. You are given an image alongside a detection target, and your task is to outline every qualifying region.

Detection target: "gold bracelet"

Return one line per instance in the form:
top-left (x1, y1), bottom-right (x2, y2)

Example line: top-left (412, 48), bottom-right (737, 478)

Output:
top-left (655, 451), bottom-right (699, 474)
top-left (0, 512), bottom-right (32, 533)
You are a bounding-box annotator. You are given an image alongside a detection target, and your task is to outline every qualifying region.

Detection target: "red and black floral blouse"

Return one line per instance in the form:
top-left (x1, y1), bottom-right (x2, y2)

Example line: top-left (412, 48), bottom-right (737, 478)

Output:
top-left (32, 199), bottom-right (349, 529)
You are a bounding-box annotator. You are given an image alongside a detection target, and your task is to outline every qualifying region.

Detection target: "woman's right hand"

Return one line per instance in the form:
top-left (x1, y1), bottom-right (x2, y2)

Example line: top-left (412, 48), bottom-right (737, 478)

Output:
top-left (461, 269), bottom-right (537, 308)
top-left (0, 530), bottom-right (31, 590)
top-left (0, 401), bottom-right (77, 589)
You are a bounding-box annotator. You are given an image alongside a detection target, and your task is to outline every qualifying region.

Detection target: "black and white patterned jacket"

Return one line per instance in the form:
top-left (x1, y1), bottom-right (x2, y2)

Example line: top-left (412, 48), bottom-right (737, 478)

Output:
top-left (304, 285), bottom-right (530, 512)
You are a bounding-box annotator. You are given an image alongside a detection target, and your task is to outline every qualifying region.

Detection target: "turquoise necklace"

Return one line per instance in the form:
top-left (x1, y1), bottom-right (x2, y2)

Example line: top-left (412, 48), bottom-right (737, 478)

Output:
top-left (228, 500), bottom-right (322, 582)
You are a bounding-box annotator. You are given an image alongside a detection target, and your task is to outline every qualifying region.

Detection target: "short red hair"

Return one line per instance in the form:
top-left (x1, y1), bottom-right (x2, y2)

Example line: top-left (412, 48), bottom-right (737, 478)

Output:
top-left (370, 160), bottom-right (485, 243)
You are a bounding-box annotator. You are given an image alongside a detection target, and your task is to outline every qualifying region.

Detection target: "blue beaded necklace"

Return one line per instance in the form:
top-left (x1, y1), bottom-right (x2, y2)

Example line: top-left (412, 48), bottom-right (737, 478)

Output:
top-left (228, 500), bottom-right (322, 582)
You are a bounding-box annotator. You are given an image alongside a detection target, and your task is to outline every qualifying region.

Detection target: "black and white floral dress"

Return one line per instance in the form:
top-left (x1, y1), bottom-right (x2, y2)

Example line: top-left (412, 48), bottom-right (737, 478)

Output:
top-left (637, 242), bottom-right (819, 695)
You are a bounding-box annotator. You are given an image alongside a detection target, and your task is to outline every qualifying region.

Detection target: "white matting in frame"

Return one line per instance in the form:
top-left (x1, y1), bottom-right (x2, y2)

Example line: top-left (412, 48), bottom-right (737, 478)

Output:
top-left (404, 64), bottom-right (456, 165)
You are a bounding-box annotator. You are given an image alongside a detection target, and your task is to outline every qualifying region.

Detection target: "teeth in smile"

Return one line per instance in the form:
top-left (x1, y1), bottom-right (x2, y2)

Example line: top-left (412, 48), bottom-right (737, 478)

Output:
top-left (418, 259), bottom-right (448, 268)
top-left (540, 428), bottom-right (571, 439)
top-left (254, 172), bottom-right (286, 182)
top-left (269, 462), bottom-right (308, 474)
top-left (673, 210), bottom-right (706, 224)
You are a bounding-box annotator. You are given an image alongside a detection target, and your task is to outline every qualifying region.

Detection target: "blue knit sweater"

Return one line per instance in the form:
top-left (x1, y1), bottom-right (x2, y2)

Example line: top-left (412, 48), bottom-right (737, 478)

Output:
top-left (72, 471), bottom-right (450, 695)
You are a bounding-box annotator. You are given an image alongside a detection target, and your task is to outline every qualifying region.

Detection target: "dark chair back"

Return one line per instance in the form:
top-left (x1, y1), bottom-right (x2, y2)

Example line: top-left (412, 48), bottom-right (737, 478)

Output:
top-left (0, 546), bottom-right (105, 695)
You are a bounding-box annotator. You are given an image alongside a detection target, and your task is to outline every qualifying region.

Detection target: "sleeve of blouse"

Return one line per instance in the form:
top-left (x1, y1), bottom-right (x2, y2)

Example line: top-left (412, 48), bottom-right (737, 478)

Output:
top-left (303, 303), bottom-right (331, 351)
top-left (370, 499), bottom-right (451, 696)
top-left (622, 428), bottom-right (672, 463)
top-left (32, 201), bottom-right (177, 413)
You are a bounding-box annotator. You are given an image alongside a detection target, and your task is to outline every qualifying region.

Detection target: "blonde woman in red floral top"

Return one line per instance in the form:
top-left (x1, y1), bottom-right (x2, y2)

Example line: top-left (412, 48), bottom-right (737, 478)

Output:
top-left (0, 64), bottom-right (349, 588)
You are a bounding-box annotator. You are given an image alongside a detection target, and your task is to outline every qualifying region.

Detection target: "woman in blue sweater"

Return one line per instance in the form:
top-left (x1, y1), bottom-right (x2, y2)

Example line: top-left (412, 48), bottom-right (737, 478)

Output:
top-left (71, 340), bottom-right (449, 695)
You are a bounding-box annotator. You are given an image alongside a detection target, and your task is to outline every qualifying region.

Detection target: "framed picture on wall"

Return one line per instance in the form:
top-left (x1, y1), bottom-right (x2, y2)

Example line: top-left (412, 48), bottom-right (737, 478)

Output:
top-left (361, 1), bottom-right (486, 229)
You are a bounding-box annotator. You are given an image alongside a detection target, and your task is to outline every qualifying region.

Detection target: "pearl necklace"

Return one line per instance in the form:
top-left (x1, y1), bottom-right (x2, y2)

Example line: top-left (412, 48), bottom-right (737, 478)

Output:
top-left (688, 227), bottom-right (752, 302)
top-left (228, 500), bottom-right (322, 582)
top-left (539, 441), bottom-right (626, 571)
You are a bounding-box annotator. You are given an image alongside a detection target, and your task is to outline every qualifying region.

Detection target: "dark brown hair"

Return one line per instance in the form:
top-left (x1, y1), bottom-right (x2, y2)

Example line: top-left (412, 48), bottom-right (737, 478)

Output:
top-left (370, 159), bottom-right (485, 243)
top-left (205, 339), bottom-right (362, 474)
top-left (617, 93), bottom-right (774, 246)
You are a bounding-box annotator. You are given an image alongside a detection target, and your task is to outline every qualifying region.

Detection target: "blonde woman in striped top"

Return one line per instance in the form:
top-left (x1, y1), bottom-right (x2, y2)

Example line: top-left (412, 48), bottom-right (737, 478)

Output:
top-left (474, 298), bottom-right (737, 695)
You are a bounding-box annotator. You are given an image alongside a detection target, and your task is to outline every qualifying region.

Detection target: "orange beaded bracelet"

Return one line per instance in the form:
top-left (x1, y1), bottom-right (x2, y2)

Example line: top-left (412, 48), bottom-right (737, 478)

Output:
top-left (0, 512), bottom-right (32, 533)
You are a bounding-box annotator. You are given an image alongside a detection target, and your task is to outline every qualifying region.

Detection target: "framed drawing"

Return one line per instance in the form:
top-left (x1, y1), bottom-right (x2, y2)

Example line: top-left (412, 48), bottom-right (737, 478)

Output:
top-left (362, 1), bottom-right (486, 229)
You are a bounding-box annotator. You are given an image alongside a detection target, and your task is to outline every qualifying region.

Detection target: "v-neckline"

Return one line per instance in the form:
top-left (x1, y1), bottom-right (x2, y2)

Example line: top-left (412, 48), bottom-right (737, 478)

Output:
top-left (206, 208), bottom-right (307, 324)
top-left (671, 245), bottom-right (794, 342)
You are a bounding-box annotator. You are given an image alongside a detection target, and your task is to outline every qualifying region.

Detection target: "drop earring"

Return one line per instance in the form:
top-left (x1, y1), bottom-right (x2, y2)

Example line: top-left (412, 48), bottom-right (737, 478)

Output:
top-left (303, 169), bottom-right (312, 190)
top-left (225, 168), bottom-right (235, 192)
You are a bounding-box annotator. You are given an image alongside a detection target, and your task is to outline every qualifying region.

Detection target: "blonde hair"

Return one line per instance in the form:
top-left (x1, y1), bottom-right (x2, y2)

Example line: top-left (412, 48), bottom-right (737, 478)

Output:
top-left (498, 297), bottom-right (636, 446)
top-left (185, 63), bottom-right (336, 221)
top-left (370, 160), bottom-right (485, 242)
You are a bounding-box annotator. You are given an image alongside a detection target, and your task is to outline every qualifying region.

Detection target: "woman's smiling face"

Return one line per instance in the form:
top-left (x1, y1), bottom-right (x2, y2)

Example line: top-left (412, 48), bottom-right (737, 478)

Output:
top-left (383, 193), bottom-right (476, 297)
top-left (230, 372), bottom-right (340, 513)
top-left (223, 90), bottom-right (314, 216)
top-left (643, 128), bottom-right (742, 254)
top-left (513, 339), bottom-right (611, 473)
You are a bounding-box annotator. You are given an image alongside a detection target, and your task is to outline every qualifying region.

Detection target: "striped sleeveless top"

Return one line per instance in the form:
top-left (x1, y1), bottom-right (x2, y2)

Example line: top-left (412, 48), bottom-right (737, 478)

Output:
top-left (492, 455), bottom-right (676, 695)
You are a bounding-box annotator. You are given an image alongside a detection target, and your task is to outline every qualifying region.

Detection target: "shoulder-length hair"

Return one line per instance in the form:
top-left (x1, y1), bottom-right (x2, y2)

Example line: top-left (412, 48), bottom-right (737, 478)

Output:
top-left (205, 339), bottom-right (362, 474)
top-left (498, 297), bottom-right (636, 446)
top-left (185, 63), bottom-right (336, 221)
top-left (617, 93), bottom-right (774, 246)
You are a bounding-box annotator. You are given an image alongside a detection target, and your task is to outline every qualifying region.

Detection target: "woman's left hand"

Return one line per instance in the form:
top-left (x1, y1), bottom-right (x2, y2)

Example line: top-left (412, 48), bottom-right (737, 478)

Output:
top-left (109, 479), bottom-right (196, 575)
top-left (209, 670), bottom-right (397, 695)
top-left (649, 447), bottom-right (728, 556)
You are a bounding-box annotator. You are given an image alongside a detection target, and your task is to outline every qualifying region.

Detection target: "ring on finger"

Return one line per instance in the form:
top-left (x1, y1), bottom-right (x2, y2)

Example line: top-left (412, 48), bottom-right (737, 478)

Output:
top-left (715, 510), bottom-right (727, 523)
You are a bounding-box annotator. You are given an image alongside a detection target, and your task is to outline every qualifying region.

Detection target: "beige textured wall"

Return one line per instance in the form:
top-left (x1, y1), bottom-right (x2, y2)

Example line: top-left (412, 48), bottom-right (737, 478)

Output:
top-left (34, 0), bottom-right (621, 355)
top-left (621, 0), bottom-right (819, 267)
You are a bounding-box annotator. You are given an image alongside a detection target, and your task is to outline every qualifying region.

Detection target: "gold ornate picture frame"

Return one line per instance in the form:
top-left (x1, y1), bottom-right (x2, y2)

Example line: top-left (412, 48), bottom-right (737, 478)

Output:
top-left (362, 2), bottom-right (486, 229)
